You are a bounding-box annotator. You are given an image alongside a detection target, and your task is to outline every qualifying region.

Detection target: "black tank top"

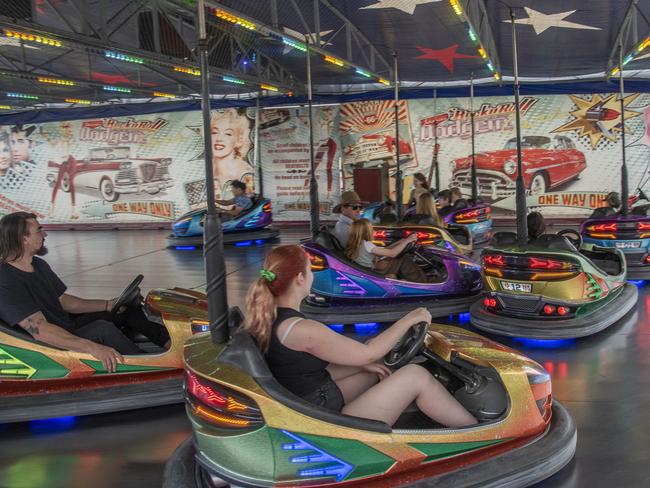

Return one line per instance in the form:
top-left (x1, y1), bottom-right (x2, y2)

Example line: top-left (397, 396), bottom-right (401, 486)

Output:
top-left (266, 307), bottom-right (332, 397)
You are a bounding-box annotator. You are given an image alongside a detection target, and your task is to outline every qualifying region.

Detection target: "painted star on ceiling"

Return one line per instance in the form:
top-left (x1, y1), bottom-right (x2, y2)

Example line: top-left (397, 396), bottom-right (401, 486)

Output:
top-left (507, 7), bottom-right (601, 35)
top-left (360, 0), bottom-right (440, 15)
top-left (415, 44), bottom-right (479, 73)
top-left (552, 93), bottom-right (640, 148)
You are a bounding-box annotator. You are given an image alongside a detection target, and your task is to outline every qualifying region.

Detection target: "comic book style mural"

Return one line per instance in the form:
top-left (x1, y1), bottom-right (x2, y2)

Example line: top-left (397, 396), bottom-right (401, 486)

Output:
top-left (0, 108), bottom-right (255, 223)
top-left (258, 106), bottom-right (341, 221)
top-left (3, 91), bottom-right (650, 225)
top-left (406, 93), bottom-right (650, 216)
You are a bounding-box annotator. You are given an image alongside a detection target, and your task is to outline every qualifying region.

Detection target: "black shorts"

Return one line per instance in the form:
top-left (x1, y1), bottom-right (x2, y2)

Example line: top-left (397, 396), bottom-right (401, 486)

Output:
top-left (302, 378), bottom-right (344, 412)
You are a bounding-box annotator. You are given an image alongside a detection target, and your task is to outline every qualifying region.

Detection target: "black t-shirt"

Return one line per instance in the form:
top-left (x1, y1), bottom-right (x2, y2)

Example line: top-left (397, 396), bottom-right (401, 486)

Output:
top-left (0, 257), bottom-right (73, 330)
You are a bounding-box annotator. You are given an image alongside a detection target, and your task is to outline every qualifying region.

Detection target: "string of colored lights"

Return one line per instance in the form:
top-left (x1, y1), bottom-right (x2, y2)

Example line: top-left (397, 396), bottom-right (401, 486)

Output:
top-left (0, 26), bottom-right (290, 96)
top-left (449, 0), bottom-right (501, 81)
top-left (609, 35), bottom-right (650, 76)
top-left (209, 3), bottom-right (390, 86)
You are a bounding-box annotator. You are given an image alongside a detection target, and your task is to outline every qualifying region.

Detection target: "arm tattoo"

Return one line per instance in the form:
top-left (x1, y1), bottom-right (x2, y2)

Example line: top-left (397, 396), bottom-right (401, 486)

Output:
top-left (21, 314), bottom-right (45, 336)
top-left (25, 317), bottom-right (40, 336)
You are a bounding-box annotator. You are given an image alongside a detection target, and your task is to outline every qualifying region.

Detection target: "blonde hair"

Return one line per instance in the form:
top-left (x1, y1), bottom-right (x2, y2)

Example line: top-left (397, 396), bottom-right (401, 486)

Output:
top-left (345, 218), bottom-right (373, 261)
top-left (417, 193), bottom-right (444, 227)
top-left (243, 245), bottom-right (309, 353)
top-left (210, 108), bottom-right (251, 160)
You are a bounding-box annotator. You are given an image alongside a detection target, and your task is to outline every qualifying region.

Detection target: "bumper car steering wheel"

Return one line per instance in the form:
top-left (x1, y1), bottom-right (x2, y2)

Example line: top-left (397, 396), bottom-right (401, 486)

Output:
top-left (557, 229), bottom-right (583, 250)
top-left (398, 241), bottom-right (418, 257)
top-left (384, 321), bottom-right (429, 369)
top-left (111, 274), bottom-right (144, 314)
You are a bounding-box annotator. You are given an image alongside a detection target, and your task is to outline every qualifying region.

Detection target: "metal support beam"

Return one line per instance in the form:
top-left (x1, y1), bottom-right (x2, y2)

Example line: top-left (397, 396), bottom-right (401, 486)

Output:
top-left (607, 0), bottom-right (640, 72)
top-left (462, 0), bottom-right (501, 76)
top-left (198, 0), bottom-right (228, 346)
top-left (394, 51), bottom-right (403, 220)
top-left (307, 42), bottom-right (320, 238)
top-left (511, 10), bottom-right (527, 246)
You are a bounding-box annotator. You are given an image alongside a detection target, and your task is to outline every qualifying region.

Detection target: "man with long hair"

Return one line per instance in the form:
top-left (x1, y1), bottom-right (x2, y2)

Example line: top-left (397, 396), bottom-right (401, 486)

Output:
top-left (0, 212), bottom-right (169, 372)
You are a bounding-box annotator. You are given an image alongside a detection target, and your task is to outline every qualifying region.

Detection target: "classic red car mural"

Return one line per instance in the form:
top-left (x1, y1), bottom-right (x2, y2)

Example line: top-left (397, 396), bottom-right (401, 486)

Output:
top-left (450, 135), bottom-right (586, 200)
top-left (343, 131), bottom-right (412, 165)
top-left (47, 146), bottom-right (173, 202)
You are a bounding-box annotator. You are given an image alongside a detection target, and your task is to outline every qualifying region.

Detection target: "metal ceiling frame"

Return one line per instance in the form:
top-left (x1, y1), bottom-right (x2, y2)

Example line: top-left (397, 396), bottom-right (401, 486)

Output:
top-left (606, 0), bottom-right (650, 74)
top-left (461, 0), bottom-right (502, 77)
top-left (201, 0), bottom-right (392, 81)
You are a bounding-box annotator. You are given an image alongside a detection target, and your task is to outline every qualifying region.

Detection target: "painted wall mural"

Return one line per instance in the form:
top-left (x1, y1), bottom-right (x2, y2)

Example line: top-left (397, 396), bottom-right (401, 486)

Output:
top-left (1, 91), bottom-right (649, 224)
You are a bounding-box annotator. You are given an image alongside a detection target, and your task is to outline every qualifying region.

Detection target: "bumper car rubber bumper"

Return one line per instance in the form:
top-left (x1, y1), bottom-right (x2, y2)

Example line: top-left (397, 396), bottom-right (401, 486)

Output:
top-left (301, 293), bottom-right (480, 323)
top-left (625, 265), bottom-right (650, 280)
top-left (166, 228), bottom-right (280, 247)
top-left (470, 282), bottom-right (638, 339)
top-left (162, 401), bottom-right (576, 488)
top-left (0, 375), bottom-right (182, 423)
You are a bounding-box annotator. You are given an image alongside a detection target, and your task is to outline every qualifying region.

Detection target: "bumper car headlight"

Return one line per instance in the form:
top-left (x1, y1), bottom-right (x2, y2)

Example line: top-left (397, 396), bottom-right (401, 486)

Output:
top-left (503, 160), bottom-right (516, 175)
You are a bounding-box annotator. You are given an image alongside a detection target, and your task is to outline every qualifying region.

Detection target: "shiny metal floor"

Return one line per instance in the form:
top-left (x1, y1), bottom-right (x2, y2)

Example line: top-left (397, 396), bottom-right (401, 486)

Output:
top-left (1, 228), bottom-right (649, 488)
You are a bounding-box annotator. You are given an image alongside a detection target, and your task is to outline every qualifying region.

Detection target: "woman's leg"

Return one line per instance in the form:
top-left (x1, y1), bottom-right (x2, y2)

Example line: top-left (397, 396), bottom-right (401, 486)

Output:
top-left (327, 364), bottom-right (379, 403)
top-left (342, 364), bottom-right (477, 427)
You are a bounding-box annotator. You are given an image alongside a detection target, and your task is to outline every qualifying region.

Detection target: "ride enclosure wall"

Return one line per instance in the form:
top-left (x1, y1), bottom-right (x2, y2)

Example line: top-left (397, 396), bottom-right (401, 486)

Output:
top-left (1, 91), bottom-right (648, 224)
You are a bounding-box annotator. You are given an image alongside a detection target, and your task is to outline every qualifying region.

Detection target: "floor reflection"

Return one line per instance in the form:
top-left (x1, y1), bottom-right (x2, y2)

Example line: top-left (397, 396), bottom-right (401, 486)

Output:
top-left (1, 230), bottom-right (650, 487)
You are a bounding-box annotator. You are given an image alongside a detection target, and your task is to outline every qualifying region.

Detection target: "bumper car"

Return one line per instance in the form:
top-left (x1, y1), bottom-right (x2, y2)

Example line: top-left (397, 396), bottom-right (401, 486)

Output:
top-left (166, 196), bottom-right (280, 248)
top-left (471, 230), bottom-right (638, 339)
top-left (300, 229), bottom-right (482, 323)
top-left (581, 191), bottom-right (650, 280)
top-left (443, 203), bottom-right (493, 245)
top-left (372, 224), bottom-right (472, 256)
top-left (163, 315), bottom-right (576, 488)
top-left (0, 277), bottom-right (209, 423)
top-left (362, 201), bottom-right (490, 248)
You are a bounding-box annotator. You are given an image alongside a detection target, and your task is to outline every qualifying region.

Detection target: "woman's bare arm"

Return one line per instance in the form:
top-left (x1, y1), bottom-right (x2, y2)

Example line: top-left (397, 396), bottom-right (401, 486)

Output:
top-left (282, 308), bottom-right (431, 366)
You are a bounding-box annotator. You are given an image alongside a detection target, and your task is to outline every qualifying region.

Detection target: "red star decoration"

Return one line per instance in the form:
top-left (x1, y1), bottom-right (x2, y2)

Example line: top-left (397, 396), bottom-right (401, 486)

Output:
top-left (91, 71), bottom-right (156, 87)
top-left (415, 44), bottom-right (479, 73)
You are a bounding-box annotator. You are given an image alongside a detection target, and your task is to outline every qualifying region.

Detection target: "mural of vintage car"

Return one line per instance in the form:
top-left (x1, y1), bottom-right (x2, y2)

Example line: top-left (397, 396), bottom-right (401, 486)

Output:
top-left (450, 136), bottom-right (587, 200)
top-left (47, 146), bottom-right (173, 202)
top-left (259, 109), bottom-right (290, 130)
top-left (343, 131), bottom-right (413, 166)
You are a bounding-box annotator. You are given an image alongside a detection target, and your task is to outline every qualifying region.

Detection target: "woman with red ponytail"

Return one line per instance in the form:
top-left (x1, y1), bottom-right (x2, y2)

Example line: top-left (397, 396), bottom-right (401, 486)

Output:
top-left (243, 244), bottom-right (476, 427)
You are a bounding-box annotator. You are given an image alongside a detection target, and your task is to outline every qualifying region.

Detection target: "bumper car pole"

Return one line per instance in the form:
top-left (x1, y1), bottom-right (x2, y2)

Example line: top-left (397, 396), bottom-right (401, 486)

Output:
top-left (254, 93), bottom-right (263, 196)
top-left (510, 9), bottom-right (528, 247)
top-left (470, 73), bottom-right (477, 205)
top-left (307, 41), bottom-right (320, 238)
top-left (393, 51), bottom-right (403, 220)
top-left (619, 41), bottom-right (629, 216)
top-left (198, 0), bottom-right (228, 344)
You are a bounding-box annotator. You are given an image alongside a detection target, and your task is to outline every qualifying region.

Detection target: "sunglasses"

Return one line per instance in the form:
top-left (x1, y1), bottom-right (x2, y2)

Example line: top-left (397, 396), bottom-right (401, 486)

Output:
top-left (344, 204), bottom-right (364, 210)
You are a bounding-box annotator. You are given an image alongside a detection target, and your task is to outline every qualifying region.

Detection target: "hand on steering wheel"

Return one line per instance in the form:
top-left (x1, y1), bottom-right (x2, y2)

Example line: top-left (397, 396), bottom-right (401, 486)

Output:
top-left (111, 275), bottom-right (144, 315)
top-left (384, 321), bottom-right (429, 369)
top-left (557, 229), bottom-right (583, 250)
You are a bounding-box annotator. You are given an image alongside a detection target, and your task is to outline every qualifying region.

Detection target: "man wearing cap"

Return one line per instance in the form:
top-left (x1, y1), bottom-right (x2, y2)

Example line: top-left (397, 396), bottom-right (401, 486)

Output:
top-left (333, 191), bottom-right (366, 247)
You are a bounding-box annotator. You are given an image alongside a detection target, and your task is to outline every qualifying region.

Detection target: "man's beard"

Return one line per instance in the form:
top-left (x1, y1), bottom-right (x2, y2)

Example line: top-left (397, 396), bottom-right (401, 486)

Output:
top-left (36, 245), bottom-right (48, 256)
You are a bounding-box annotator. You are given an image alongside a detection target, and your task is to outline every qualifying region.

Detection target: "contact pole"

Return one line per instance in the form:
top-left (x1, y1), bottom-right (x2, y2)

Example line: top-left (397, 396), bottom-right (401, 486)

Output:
top-left (620, 41), bottom-right (629, 216)
top-left (511, 10), bottom-right (528, 246)
top-left (254, 93), bottom-right (263, 195)
top-left (393, 51), bottom-right (403, 219)
top-left (198, 0), bottom-right (228, 344)
top-left (429, 88), bottom-right (439, 191)
top-left (307, 41), bottom-right (320, 238)
top-left (470, 73), bottom-right (477, 204)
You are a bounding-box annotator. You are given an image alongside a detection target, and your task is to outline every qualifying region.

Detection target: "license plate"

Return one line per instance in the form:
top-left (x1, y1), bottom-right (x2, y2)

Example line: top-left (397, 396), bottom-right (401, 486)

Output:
top-left (500, 281), bottom-right (532, 293)
top-left (616, 241), bottom-right (641, 249)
